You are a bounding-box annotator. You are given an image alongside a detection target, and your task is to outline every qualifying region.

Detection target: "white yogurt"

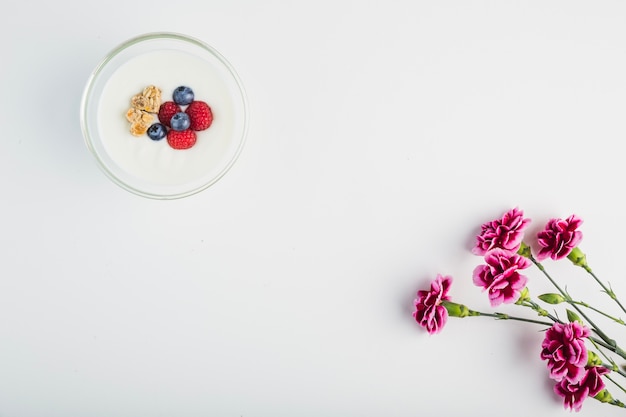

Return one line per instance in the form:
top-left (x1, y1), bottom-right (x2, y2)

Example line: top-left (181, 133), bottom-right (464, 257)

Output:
top-left (97, 49), bottom-right (238, 186)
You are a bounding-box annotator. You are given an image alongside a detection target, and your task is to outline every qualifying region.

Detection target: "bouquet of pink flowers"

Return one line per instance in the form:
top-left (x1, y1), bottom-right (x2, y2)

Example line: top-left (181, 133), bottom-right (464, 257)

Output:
top-left (412, 208), bottom-right (626, 412)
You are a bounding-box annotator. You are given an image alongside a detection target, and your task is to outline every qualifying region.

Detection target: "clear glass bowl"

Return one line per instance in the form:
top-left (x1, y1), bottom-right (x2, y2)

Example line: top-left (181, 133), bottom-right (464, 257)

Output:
top-left (80, 32), bottom-right (248, 199)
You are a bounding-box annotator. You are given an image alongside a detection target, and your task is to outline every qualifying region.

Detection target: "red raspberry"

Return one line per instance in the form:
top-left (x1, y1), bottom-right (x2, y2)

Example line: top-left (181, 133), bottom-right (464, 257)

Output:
top-left (167, 129), bottom-right (197, 150)
top-left (158, 101), bottom-right (182, 127)
top-left (185, 101), bottom-right (213, 131)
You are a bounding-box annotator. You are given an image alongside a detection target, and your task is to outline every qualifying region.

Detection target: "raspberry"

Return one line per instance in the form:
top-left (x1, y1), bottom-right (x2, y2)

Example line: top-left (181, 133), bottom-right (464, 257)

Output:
top-left (158, 101), bottom-right (182, 127)
top-left (167, 129), bottom-right (197, 150)
top-left (186, 101), bottom-right (213, 131)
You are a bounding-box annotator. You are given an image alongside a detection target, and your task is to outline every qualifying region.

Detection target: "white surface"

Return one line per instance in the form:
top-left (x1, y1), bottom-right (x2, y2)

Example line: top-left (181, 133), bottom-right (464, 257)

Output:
top-left (2, 1), bottom-right (626, 416)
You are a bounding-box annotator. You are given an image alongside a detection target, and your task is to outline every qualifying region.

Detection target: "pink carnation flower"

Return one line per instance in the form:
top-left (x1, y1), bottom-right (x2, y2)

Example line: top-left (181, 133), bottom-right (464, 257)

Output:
top-left (413, 274), bottom-right (452, 335)
top-left (554, 366), bottom-right (609, 412)
top-left (536, 215), bottom-right (583, 261)
top-left (472, 249), bottom-right (530, 307)
top-left (472, 207), bottom-right (531, 256)
top-left (540, 322), bottom-right (589, 383)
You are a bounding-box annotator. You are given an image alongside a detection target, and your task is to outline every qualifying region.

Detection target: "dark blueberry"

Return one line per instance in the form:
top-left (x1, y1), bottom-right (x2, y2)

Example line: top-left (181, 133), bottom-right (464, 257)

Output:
top-left (173, 86), bottom-right (194, 105)
top-left (147, 123), bottom-right (167, 141)
top-left (170, 112), bottom-right (191, 131)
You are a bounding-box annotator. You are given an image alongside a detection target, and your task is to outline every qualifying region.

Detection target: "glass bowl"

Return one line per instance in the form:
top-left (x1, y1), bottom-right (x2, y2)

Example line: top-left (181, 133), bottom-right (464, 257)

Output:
top-left (80, 32), bottom-right (248, 199)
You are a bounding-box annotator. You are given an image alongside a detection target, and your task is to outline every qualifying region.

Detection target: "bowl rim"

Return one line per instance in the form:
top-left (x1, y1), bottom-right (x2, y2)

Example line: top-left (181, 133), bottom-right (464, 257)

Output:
top-left (80, 31), bottom-right (249, 199)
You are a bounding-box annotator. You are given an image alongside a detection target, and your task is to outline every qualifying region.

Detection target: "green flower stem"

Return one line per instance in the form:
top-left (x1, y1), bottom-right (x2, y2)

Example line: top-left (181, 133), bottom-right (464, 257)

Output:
top-left (570, 300), bottom-right (626, 325)
top-left (466, 309), bottom-right (553, 327)
top-left (520, 299), bottom-right (561, 323)
top-left (589, 338), bottom-right (620, 368)
top-left (590, 335), bottom-right (626, 361)
top-left (583, 264), bottom-right (626, 318)
top-left (442, 300), bottom-right (554, 326)
top-left (603, 374), bottom-right (626, 408)
top-left (528, 254), bottom-right (618, 350)
top-left (602, 365), bottom-right (626, 385)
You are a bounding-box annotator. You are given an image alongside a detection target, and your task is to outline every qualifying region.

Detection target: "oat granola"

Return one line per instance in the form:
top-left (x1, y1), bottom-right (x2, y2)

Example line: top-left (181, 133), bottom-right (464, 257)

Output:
top-left (126, 85), bottom-right (162, 136)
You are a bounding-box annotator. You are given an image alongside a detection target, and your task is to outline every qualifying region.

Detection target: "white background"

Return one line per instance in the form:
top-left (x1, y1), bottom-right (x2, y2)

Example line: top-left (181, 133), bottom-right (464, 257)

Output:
top-left (2, 1), bottom-right (626, 416)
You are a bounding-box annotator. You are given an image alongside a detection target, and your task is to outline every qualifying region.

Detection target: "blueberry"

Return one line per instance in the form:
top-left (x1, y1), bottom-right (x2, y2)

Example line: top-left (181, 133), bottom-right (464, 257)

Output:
top-left (147, 123), bottom-right (167, 140)
top-left (170, 112), bottom-right (191, 131)
top-left (173, 86), bottom-right (194, 105)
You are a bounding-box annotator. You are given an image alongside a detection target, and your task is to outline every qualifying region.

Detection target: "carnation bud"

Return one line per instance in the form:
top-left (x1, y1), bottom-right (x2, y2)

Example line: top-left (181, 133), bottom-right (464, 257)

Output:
top-left (567, 247), bottom-right (588, 268)
top-left (538, 293), bottom-right (566, 305)
top-left (587, 351), bottom-right (603, 367)
top-left (441, 301), bottom-right (471, 318)
top-left (594, 389), bottom-right (614, 404)
top-left (567, 309), bottom-right (582, 323)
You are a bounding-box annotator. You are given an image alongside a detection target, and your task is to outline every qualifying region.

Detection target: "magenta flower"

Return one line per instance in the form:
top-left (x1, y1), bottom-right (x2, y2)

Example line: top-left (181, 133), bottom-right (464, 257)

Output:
top-left (540, 322), bottom-right (590, 383)
top-left (536, 215), bottom-right (583, 261)
top-left (554, 366), bottom-right (609, 412)
top-left (413, 274), bottom-right (452, 335)
top-left (472, 207), bottom-right (531, 256)
top-left (472, 249), bottom-right (530, 306)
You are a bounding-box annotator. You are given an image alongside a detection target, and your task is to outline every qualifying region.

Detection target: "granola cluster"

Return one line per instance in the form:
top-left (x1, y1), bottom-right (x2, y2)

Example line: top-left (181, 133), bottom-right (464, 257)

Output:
top-left (125, 85), bottom-right (162, 136)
